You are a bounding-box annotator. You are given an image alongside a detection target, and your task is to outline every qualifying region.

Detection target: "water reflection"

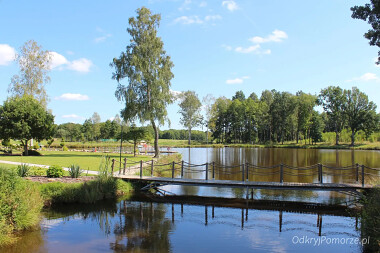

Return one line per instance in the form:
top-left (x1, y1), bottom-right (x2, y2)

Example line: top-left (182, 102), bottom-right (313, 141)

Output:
top-left (0, 196), bottom-right (363, 253)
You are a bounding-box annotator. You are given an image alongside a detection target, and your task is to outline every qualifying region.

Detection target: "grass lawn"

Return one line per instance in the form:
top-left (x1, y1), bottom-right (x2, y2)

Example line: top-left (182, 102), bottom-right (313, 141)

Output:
top-left (0, 151), bottom-right (152, 171)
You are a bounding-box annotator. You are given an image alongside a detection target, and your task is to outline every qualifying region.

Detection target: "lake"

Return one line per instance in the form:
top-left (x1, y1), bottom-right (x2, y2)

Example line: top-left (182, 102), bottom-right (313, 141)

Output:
top-left (3, 147), bottom-right (379, 253)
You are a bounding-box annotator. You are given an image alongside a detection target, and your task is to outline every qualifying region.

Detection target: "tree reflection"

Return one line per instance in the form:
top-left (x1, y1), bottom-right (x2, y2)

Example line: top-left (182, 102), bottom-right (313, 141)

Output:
top-left (110, 200), bottom-right (173, 252)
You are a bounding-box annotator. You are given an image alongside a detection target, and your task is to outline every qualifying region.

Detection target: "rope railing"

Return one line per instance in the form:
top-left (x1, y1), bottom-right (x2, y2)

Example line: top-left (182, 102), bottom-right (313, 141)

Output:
top-left (110, 158), bottom-right (380, 186)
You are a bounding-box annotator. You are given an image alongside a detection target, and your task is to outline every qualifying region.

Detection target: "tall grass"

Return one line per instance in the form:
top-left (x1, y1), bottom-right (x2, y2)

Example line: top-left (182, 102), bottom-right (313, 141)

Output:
top-left (0, 167), bottom-right (43, 245)
top-left (68, 164), bottom-right (82, 178)
top-left (361, 186), bottom-right (380, 252)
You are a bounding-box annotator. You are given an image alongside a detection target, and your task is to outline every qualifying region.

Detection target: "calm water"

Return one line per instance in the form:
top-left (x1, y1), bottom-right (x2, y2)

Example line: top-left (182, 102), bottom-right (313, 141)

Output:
top-left (3, 147), bottom-right (379, 253)
top-left (2, 197), bottom-right (363, 253)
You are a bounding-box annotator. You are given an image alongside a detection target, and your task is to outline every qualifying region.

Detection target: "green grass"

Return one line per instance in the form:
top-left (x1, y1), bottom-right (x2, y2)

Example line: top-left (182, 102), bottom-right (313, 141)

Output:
top-left (0, 151), bottom-right (152, 171)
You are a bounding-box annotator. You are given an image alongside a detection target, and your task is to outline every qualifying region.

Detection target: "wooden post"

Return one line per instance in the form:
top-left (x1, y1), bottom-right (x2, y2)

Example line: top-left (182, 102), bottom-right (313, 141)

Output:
top-left (356, 163), bottom-right (359, 182)
top-left (140, 160), bottom-right (143, 178)
top-left (119, 160), bottom-right (122, 174)
top-left (242, 163), bottom-right (245, 182)
top-left (320, 164), bottom-right (323, 184)
top-left (123, 158), bottom-right (127, 175)
top-left (181, 160), bottom-right (184, 178)
top-left (172, 161), bottom-right (175, 178)
top-left (361, 165), bottom-right (365, 187)
top-left (318, 163), bottom-right (321, 183)
top-left (212, 161), bottom-right (215, 179)
top-left (205, 163), bottom-right (208, 180)
top-left (246, 162), bottom-right (249, 181)
top-left (280, 163), bottom-right (283, 183)
top-left (151, 159), bottom-right (154, 177)
top-left (111, 159), bottom-right (115, 174)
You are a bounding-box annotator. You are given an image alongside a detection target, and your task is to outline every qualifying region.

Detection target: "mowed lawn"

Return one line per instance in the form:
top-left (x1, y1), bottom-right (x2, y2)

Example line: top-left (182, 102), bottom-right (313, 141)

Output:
top-left (0, 151), bottom-right (153, 171)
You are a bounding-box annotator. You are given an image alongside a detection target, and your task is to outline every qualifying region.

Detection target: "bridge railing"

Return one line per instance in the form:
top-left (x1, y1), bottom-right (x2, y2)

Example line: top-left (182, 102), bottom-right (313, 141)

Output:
top-left (111, 159), bottom-right (380, 186)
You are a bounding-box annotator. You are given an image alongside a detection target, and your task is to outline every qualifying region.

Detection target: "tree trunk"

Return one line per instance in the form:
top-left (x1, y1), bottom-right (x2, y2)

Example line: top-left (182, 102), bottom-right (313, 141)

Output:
top-left (133, 141), bottom-right (137, 157)
top-left (296, 131), bottom-right (299, 144)
top-left (350, 130), bottom-right (355, 147)
top-left (188, 128), bottom-right (191, 145)
top-left (151, 119), bottom-right (160, 158)
top-left (335, 131), bottom-right (340, 146)
top-left (23, 140), bottom-right (28, 156)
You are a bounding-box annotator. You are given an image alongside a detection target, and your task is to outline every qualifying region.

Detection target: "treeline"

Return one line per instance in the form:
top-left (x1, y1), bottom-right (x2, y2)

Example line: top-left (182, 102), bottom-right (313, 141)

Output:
top-left (209, 86), bottom-right (380, 146)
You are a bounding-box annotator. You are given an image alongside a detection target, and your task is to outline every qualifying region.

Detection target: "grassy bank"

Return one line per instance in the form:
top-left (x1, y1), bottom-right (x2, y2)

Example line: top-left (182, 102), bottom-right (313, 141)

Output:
top-left (0, 151), bottom-right (152, 172)
top-left (0, 164), bottom-right (135, 246)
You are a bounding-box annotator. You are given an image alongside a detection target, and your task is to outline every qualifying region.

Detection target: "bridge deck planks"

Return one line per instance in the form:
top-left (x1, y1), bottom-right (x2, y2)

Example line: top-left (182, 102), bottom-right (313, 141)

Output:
top-left (115, 175), bottom-right (373, 191)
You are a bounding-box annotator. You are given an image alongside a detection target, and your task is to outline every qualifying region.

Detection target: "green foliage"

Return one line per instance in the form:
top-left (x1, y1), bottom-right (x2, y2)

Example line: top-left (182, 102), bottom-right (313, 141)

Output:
top-left (0, 167), bottom-right (43, 245)
top-left (178, 90), bottom-right (203, 145)
top-left (32, 143), bottom-right (39, 150)
top-left (98, 156), bottom-right (113, 180)
top-left (111, 7), bottom-right (174, 158)
top-left (62, 146), bottom-right (69, 151)
top-left (351, 1), bottom-right (380, 64)
top-left (361, 186), bottom-right (380, 252)
top-left (125, 125), bottom-right (151, 156)
top-left (68, 164), bottom-right (82, 178)
top-left (46, 165), bottom-right (63, 178)
top-left (47, 138), bottom-right (54, 147)
top-left (8, 40), bottom-right (51, 107)
top-left (29, 167), bottom-right (46, 176)
top-left (39, 178), bottom-right (132, 205)
top-left (0, 96), bottom-right (55, 155)
top-left (17, 164), bottom-right (30, 177)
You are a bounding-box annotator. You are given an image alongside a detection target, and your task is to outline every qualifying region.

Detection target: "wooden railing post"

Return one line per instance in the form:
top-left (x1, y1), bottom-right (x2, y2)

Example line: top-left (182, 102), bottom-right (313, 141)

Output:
top-left (151, 159), bottom-right (154, 177)
top-left (320, 164), bottom-right (323, 184)
top-left (172, 161), bottom-right (175, 178)
top-left (123, 158), bottom-right (127, 175)
top-left (246, 162), bottom-right (249, 181)
top-left (356, 163), bottom-right (359, 182)
top-left (361, 165), bottom-right (365, 187)
top-left (206, 163), bottom-right (209, 180)
top-left (181, 160), bottom-right (184, 178)
top-left (140, 160), bottom-right (143, 178)
top-left (111, 159), bottom-right (115, 175)
top-left (212, 161), bottom-right (215, 179)
top-left (280, 163), bottom-right (283, 183)
top-left (318, 163), bottom-right (321, 183)
top-left (119, 161), bottom-right (122, 174)
top-left (242, 163), bottom-right (245, 182)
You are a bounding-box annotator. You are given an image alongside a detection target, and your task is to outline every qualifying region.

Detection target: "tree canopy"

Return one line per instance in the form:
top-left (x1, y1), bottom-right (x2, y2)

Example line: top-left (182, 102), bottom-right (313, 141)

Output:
top-left (0, 96), bottom-right (55, 155)
top-left (178, 91), bottom-right (203, 145)
top-left (111, 7), bottom-right (174, 158)
top-left (351, 0), bottom-right (380, 64)
top-left (8, 40), bottom-right (51, 107)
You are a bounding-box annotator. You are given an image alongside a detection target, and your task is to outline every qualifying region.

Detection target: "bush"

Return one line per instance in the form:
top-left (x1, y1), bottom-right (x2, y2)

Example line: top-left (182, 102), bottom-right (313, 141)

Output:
top-left (46, 165), bottom-right (63, 178)
top-left (22, 150), bottom-right (42, 156)
top-left (32, 143), bottom-right (39, 150)
top-left (62, 146), bottom-right (69, 151)
top-left (29, 167), bottom-right (46, 176)
top-left (68, 164), bottom-right (82, 178)
top-left (0, 167), bottom-right (43, 245)
top-left (17, 164), bottom-right (30, 177)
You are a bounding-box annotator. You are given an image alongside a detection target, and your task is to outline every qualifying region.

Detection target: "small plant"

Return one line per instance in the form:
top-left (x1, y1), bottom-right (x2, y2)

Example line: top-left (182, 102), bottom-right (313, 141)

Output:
top-left (62, 146), bottom-right (69, 151)
top-left (69, 164), bottom-right (82, 178)
top-left (47, 138), bottom-right (54, 148)
top-left (98, 155), bottom-right (112, 180)
top-left (17, 164), bottom-right (30, 177)
top-left (29, 167), bottom-right (46, 176)
top-left (32, 143), bottom-right (39, 150)
top-left (47, 165), bottom-right (63, 178)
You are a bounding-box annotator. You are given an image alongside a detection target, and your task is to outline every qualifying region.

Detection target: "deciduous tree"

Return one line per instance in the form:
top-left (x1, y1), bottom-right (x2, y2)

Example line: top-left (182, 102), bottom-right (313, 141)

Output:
top-left (111, 7), bottom-right (174, 158)
top-left (179, 91), bottom-right (203, 145)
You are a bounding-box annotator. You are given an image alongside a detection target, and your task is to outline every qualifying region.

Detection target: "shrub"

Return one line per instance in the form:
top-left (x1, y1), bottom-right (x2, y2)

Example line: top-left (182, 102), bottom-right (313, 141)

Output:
top-left (62, 146), bottom-right (69, 151)
top-left (46, 165), bottom-right (63, 178)
top-left (68, 164), bottom-right (82, 178)
top-left (17, 164), bottom-right (30, 177)
top-left (0, 167), bottom-right (43, 245)
top-left (22, 150), bottom-right (42, 156)
top-left (32, 143), bottom-right (39, 150)
top-left (29, 167), bottom-right (46, 176)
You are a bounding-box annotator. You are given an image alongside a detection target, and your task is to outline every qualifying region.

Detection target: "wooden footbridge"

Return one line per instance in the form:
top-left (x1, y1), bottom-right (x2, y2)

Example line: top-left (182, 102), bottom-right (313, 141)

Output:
top-left (110, 159), bottom-right (379, 193)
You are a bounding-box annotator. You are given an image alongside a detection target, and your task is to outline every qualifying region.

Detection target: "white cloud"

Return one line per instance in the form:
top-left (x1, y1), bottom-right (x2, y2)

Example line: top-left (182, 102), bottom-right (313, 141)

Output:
top-left (174, 15), bottom-right (204, 24)
top-left (250, 29), bottom-right (288, 44)
top-left (226, 78), bottom-right (243, 84)
top-left (62, 114), bottom-right (85, 119)
top-left (222, 1), bottom-right (239, 11)
top-left (221, 44), bottom-right (233, 51)
top-left (67, 58), bottom-right (93, 73)
top-left (358, 73), bottom-right (379, 81)
top-left (55, 93), bottom-right (90, 101)
top-left (94, 34), bottom-right (112, 43)
top-left (199, 1), bottom-right (207, 7)
top-left (0, 44), bottom-right (16, 65)
top-left (205, 15), bottom-right (222, 21)
top-left (170, 89), bottom-right (182, 99)
top-left (179, 0), bottom-right (192, 11)
top-left (49, 52), bottom-right (69, 69)
top-left (235, 45), bottom-right (262, 54)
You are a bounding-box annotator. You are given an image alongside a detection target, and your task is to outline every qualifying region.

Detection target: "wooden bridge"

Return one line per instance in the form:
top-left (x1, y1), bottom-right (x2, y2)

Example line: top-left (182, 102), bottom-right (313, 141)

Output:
top-left (111, 159), bottom-right (379, 192)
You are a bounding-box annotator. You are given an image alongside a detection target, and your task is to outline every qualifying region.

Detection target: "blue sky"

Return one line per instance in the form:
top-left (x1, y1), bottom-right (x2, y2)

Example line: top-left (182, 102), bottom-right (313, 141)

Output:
top-left (0, 0), bottom-right (379, 129)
